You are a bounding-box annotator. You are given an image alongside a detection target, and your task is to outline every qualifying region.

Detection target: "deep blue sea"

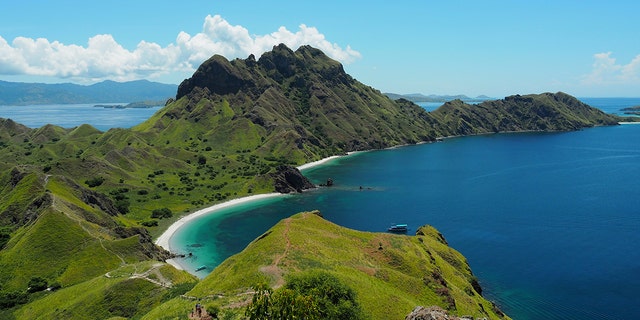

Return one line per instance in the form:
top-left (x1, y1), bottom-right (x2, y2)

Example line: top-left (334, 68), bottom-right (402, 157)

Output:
top-left (1, 98), bottom-right (638, 319)
top-left (0, 103), bottom-right (161, 131)
top-left (170, 98), bottom-right (640, 320)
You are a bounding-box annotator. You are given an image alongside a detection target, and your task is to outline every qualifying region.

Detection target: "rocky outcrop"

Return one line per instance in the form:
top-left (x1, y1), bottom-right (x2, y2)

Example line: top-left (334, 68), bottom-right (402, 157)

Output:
top-left (271, 165), bottom-right (316, 193)
top-left (405, 306), bottom-right (480, 320)
top-left (115, 226), bottom-right (173, 261)
top-left (177, 55), bottom-right (255, 99)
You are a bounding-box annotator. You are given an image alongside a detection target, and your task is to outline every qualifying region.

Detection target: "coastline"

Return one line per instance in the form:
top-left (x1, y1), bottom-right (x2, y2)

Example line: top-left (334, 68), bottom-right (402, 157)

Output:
top-left (155, 193), bottom-right (281, 266)
top-left (155, 154), bottom-right (348, 270)
top-left (296, 155), bottom-right (342, 171)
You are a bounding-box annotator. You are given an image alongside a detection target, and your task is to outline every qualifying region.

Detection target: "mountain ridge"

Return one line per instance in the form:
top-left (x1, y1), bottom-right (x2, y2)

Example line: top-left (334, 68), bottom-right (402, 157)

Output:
top-left (385, 92), bottom-right (492, 103)
top-left (0, 79), bottom-right (177, 105)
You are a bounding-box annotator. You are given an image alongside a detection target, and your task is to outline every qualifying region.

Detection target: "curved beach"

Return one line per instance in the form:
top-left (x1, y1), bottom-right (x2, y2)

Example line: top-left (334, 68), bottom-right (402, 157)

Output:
top-left (154, 155), bottom-right (344, 270)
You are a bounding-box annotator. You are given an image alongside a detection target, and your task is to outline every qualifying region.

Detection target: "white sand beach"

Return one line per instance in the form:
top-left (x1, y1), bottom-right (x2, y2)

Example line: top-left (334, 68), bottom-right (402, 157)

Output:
top-left (296, 155), bottom-right (342, 171)
top-left (155, 193), bottom-right (282, 250)
top-left (155, 154), bottom-right (347, 270)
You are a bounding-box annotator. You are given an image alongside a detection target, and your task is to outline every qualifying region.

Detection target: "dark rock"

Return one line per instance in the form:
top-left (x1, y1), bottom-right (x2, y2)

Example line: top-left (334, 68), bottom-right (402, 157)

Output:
top-left (176, 55), bottom-right (253, 99)
top-left (271, 165), bottom-right (315, 193)
top-left (404, 306), bottom-right (475, 320)
top-left (9, 167), bottom-right (25, 188)
top-left (114, 226), bottom-right (172, 261)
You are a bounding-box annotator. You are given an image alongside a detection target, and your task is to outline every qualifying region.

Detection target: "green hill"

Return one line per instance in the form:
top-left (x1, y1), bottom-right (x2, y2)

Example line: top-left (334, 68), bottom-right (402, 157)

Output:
top-left (142, 211), bottom-right (508, 319)
top-left (0, 44), bottom-right (631, 319)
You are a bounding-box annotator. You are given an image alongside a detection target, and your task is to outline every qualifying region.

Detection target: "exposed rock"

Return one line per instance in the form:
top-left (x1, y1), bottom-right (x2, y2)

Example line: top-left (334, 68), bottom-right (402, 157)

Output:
top-left (177, 54), bottom-right (254, 99)
top-left (271, 165), bottom-right (315, 193)
top-left (405, 306), bottom-right (480, 320)
top-left (114, 226), bottom-right (172, 261)
top-left (9, 167), bottom-right (25, 187)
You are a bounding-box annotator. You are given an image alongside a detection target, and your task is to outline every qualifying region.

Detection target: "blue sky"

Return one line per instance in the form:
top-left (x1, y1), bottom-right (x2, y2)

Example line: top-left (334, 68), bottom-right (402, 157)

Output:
top-left (1, 0), bottom-right (638, 97)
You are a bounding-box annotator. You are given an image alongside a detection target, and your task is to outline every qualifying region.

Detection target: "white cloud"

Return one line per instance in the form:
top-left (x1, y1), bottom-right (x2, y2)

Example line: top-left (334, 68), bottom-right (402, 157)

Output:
top-left (0, 15), bottom-right (361, 83)
top-left (582, 52), bottom-right (640, 85)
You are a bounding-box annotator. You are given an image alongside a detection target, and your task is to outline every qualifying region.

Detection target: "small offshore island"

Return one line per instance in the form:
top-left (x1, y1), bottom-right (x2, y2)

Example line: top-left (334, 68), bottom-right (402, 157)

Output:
top-left (94, 100), bottom-right (168, 109)
top-left (0, 44), bottom-right (635, 319)
top-left (621, 105), bottom-right (640, 115)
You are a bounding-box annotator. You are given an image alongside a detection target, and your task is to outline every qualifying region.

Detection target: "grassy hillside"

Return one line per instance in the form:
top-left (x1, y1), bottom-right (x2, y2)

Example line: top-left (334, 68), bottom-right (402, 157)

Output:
top-left (13, 261), bottom-right (197, 320)
top-left (142, 211), bottom-right (508, 319)
top-left (429, 92), bottom-right (621, 135)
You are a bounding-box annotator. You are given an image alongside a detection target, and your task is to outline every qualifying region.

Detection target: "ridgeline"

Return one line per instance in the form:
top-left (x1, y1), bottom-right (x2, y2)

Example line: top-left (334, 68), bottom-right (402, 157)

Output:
top-left (0, 44), bottom-right (627, 319)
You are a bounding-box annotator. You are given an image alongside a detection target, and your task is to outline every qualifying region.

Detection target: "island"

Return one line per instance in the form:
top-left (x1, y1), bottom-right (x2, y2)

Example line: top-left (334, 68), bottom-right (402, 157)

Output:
top-left (0, 44), bottom-right (628, 319)
top-left (621, 105), bottom-right (640, 115)
top-left (93, 100), bottom-right (168, 109)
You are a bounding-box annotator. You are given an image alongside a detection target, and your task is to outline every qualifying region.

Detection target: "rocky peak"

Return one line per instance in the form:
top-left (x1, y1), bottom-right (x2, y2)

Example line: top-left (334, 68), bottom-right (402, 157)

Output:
top-left (176, 54), bottom-right (253, 99)
top-left (258, 43), bottom-right (298, 78)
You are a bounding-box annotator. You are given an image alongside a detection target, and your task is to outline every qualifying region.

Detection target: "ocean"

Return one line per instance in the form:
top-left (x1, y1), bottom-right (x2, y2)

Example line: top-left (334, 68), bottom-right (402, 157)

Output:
top-left (169, 98), bottom-right (640, 320)
top-left (1, 98), bottom-right (638, 319)
top-left (0, 103), bottom-right (162, 131)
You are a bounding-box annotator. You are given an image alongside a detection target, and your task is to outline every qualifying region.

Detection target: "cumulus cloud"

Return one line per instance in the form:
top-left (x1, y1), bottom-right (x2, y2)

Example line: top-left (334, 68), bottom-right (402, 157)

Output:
top-left (0, 14), bottom-right (361, 82)
top-left (582, 52), bottom-right (640, 85)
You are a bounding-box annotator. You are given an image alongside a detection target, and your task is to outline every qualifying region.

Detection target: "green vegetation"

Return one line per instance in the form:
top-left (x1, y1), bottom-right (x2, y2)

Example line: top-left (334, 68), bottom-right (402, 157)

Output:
top-left (0, 44), bottom-right (628, 319)
top-left (151, 208), bottom-right (172, 219)
top-left (143, 212), bottom-right (508, 319)
top-left (246, 271), bottom-right (363, 320)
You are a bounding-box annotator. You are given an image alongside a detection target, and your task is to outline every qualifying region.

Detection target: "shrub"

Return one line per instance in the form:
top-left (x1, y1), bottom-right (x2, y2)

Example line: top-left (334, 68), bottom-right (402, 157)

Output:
top-left (246, 271), bottom-right (363, 320)
top-left (27, 277), bottom-right (48, 293)
top-left (0, 228), bottom-right (11, 250)
top-left (85, 176), bottom-right (105, 187)
top-left (151, 208), bottom-right (172, 219)
top-left (141, 220), bottom-right (159, 227)
top-left (115, 199), bottom-right (130, 214)
top-left (0, 291), bottom-right (28, 309)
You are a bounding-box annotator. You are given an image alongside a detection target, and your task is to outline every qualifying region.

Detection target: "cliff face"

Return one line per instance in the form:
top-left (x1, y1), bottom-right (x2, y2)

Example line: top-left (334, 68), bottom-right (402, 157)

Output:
top-left (270, 165), bottom-right (316, 193)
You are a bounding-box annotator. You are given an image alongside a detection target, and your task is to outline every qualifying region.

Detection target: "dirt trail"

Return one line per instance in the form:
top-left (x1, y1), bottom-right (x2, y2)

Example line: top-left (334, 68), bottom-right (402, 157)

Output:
top-left (258, 217), bottom-right (292, 288)
top-left (45, 175), bottom-right (128, 266)
top-left (129, 263), bottom-right (172, 288)
top-left (273, 218), bottom-right (292, 266)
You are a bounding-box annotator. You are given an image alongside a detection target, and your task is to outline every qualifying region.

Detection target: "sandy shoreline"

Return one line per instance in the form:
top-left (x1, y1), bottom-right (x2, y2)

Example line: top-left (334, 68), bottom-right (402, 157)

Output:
top-left (296, 155), bottom-right (342, 170)
top-left (154, 154), bottom-right (346, 270)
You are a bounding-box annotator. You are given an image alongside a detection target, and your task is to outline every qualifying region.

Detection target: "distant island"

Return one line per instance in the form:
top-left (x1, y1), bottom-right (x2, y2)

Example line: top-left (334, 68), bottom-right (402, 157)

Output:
top-left (621, 105), bottom-right (640, 115)
top-left (385, 92), bottom-right (492, 103)
top-left (93, 100), bottom-right (168, 109)
top-left (0, 79), bottom-right (177, 105)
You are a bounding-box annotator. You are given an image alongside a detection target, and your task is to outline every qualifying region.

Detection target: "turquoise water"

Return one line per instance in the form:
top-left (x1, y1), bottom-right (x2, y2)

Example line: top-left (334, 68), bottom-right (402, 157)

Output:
top-left (0, 103), bottom-right (161, 131)
top-left (171, 98), bottom-right (640, 320)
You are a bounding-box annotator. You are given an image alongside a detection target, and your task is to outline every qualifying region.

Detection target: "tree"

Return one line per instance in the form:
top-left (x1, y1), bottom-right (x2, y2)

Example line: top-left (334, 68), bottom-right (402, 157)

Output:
top-left (245, 271), bottom-right (362, 320)
top-left (151, 208), bottom-right (172, 219)
top-left (27, 276), bottom-right (48, 293)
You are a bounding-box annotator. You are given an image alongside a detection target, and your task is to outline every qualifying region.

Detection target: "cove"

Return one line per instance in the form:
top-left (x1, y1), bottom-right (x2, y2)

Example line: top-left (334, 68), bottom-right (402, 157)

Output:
top-left (170, 100), bottom-right (640, 320)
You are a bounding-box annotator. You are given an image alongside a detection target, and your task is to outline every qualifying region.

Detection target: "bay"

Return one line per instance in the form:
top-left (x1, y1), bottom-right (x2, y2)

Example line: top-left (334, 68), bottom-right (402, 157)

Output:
top-left (171, 98), bottom-right (640, 320)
